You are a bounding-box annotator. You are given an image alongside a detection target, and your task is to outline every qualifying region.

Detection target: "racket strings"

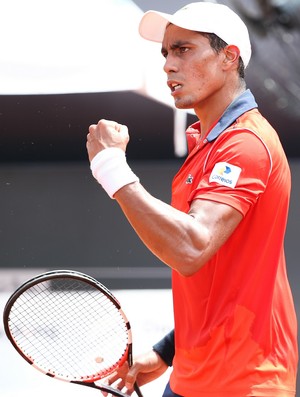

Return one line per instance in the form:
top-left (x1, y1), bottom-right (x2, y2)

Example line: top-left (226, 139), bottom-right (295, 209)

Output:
top-left (7, 278), bottom-right (130, 381)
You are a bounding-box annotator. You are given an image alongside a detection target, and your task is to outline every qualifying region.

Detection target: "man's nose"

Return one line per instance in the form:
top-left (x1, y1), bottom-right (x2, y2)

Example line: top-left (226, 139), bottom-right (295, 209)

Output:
top-left (163, 56), bottom-right (179, 74)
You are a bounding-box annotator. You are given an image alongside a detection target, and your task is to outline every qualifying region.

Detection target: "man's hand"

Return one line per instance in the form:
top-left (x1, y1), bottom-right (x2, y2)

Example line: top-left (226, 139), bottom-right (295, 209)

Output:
top-left (100, 350), bottom-right (169, 396)
top-left (86, 119), bottom-right (129, 162)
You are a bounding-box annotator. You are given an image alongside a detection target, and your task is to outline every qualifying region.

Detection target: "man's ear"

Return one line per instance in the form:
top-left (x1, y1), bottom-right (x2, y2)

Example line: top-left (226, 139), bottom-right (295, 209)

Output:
top-left (223, 45), bottom-right (240, 69)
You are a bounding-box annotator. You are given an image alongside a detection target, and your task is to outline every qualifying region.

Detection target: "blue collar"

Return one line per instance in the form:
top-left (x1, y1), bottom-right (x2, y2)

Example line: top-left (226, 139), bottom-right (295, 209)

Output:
top-left (207, 89), bottom-right (258, 142)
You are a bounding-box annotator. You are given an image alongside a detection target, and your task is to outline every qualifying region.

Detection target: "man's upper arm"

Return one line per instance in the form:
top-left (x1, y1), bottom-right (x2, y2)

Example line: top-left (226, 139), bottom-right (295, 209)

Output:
top-left (188, 198), bottom-right (243, 267)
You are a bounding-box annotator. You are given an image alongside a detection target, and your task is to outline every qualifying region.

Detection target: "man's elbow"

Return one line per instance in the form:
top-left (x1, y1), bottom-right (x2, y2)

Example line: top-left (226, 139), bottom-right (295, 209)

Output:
top-left (170, 254), bottom-right (205, 277)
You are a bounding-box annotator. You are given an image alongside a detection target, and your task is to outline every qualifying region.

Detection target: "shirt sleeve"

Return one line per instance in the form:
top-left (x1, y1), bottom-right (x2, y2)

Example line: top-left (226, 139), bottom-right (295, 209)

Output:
top-left (152, 329), bottom-right (175, 367)
top-left (189, 130), bottom-right (272, 216)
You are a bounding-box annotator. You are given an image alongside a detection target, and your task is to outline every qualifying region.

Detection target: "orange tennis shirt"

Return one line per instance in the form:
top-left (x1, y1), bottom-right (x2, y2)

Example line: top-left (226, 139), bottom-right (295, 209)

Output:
top-left (169, 90), bottom-right (298, 397)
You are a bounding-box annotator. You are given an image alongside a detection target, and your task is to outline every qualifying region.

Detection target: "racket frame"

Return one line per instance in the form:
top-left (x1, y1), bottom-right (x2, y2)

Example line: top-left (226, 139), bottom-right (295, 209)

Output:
top-left (3, 270), bottom-right (142, 397)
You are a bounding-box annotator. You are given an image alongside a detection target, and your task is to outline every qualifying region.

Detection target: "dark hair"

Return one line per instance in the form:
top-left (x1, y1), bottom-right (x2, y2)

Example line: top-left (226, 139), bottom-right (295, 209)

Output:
top-left (201, 32), bottom-right (245, 79)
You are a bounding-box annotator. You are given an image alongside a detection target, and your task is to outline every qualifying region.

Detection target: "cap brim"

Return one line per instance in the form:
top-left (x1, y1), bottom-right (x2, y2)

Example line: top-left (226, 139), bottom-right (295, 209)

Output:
top-left (139, 10), bottom-right (172, 43)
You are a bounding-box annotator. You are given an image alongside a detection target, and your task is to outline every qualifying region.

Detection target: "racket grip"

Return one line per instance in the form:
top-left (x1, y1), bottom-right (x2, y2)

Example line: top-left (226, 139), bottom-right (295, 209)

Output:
top-left (134, 383), bottom-right (144, 397)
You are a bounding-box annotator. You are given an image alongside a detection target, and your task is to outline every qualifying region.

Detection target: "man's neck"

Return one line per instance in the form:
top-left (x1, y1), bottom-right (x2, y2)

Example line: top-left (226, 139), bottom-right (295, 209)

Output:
top-left (194, 83), bottom-right (246, 140)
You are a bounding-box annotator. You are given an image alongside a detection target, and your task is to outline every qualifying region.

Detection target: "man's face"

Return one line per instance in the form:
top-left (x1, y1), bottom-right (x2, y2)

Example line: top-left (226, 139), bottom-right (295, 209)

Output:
top-left (161, 24), bottom-right (226, 112)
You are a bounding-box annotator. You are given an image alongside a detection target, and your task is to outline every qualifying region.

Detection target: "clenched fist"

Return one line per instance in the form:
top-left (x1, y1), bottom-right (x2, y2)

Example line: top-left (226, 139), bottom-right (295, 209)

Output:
top-left (86, 119), bottom-right (130, 162)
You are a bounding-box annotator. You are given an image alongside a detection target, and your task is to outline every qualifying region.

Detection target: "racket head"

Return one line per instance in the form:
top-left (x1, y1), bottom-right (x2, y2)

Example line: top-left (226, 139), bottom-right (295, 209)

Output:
top-left (3, 270), bottom-right (132, 383)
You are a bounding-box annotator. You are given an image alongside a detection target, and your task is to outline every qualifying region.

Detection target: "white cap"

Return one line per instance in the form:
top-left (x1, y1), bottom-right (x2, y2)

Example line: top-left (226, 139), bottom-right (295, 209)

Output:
top-left (139, 2), bottom-right (251, 68)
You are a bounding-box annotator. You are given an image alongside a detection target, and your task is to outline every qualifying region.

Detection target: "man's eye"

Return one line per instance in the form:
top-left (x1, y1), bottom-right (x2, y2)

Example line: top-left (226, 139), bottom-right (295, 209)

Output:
top-left (179, 47), bottom-right (189, 54)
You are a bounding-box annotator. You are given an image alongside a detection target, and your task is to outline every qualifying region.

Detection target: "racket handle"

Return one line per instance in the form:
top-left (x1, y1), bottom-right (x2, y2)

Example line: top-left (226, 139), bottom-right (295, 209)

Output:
top-left (134, 383), bottom-right (144, 397)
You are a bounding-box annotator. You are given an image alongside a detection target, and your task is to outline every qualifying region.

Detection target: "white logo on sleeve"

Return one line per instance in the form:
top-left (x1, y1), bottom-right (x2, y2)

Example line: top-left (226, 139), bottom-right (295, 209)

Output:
top-left (209, 162), bottom-right (241, 188)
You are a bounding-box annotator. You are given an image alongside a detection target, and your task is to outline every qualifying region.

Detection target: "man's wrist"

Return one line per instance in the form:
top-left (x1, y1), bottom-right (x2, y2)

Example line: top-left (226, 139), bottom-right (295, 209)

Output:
top-left (152, 329), bottom-right (175, 367)
top-left (90, 148), bottom-right (139, 198)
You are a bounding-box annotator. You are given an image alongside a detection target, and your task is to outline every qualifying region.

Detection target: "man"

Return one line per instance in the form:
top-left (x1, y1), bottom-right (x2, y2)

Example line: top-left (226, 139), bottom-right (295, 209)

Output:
top-left (86, 2), bottom-right (298, 396)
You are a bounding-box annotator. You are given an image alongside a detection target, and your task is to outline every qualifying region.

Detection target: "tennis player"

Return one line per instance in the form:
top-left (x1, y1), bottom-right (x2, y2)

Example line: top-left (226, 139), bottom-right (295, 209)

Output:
top-left (86, 2), bottom-right (298, 396)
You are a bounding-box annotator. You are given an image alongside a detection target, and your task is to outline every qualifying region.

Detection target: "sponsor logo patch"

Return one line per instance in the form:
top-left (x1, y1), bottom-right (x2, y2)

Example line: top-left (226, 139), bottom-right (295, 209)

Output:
top-left (209, 162), bottom-right (241, 188)
top-left (185, 174), bottom-right (194, 184)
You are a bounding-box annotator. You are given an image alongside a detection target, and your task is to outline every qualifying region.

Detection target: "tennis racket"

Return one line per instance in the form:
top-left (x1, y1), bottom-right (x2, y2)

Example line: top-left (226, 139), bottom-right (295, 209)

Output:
top-left (3, 269), bottom-right (144, 397)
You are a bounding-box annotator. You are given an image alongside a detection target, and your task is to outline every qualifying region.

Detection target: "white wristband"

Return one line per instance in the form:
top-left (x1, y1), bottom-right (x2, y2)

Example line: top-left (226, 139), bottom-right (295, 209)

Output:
top-left (90, 148), bottom-right (139, 198)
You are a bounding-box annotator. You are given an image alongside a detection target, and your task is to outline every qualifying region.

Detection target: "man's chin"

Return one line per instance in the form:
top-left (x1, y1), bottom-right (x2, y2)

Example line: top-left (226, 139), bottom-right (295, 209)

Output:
top-left (174, 101), bottom-right (193, 110)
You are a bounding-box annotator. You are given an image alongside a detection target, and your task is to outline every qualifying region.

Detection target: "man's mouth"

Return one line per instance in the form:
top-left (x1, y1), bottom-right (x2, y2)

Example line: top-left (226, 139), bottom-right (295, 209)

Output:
top-left (171, 84), bottom-right (182, 92)
top-left (168, 82), bottom-right (183, 93)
